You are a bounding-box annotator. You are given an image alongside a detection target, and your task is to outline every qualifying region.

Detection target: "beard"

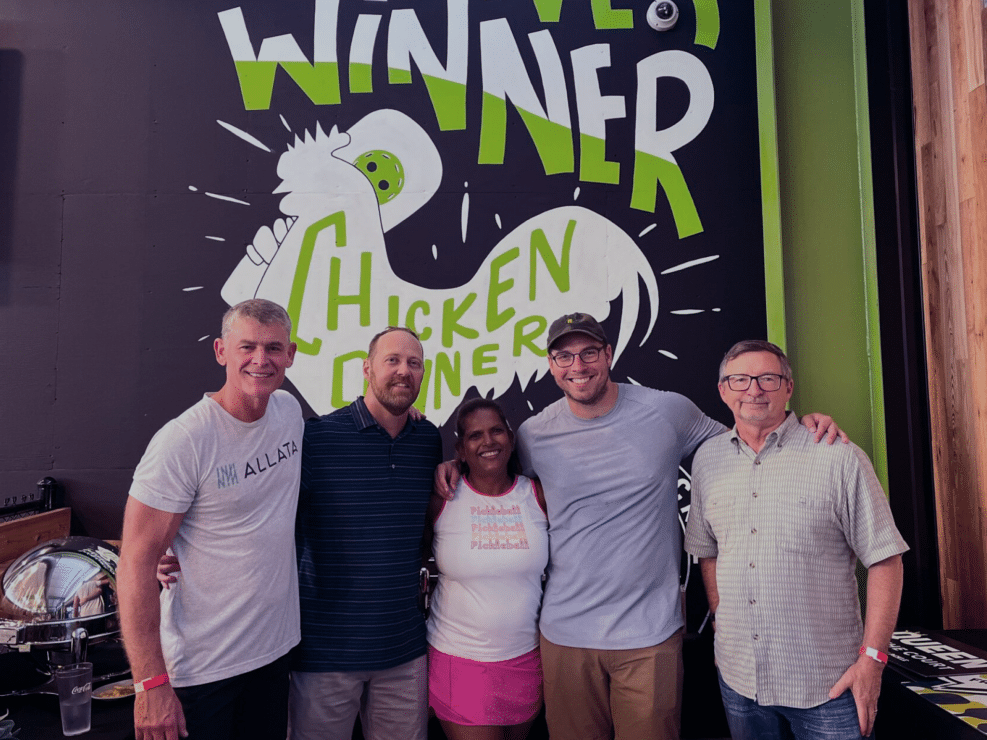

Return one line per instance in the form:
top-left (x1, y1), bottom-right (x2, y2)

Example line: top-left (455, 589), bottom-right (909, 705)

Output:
top-left (367, 373), bottom-right (419, 415)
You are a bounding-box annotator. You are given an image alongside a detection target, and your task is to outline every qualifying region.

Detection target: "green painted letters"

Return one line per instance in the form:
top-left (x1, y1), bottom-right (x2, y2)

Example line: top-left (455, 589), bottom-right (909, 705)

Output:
top-left (407, 301), bottom-right (432, 341)
top-left (327, 252), bottom-right (372, 329)
top-left (349, 62), bottom-right (373, 93)
top-left (694, 0), bottom-right (721, 49)
top-left (473, 344), bottom-right (498, 375)
top-left (478, 92), bottom-right (508, 165)
top-left (591, 0), bottom-right (633, 29)
top-left (630, 151), bottom-right (703, 238)
top-left (487, 247), bottom-right (520, 331)
top-left (441, 294), bottom-right (479, 347)
top-left (433, 351), bottom-right (461, 409)
top-left (230, 61), bottom-right (342, 110)
top-left (479, 94), bottom-right (573, 175)
top-left (331, 350), bottom-right (366, 407)
top-left (288, 210), bottom-right (348, 355)
top-left (514, 316), bottom-right (548, 357)
top-left (529, 220), bottom-right (576, 300)
top-left (387, 295), bottom-right (400, 327)
top-left (579, 133), bottom-right (620, 184)
top-left (532, 0), bottom-right (564, 22)
top-left (421, 75), bottom-right (467, 131)
top-left (415, 359), bottom-right (433, 413)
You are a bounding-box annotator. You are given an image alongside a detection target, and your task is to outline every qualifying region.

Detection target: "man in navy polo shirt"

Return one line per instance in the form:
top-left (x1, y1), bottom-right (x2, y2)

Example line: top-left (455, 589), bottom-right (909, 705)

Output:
top-left (289, 326), bottom-right (442, 740)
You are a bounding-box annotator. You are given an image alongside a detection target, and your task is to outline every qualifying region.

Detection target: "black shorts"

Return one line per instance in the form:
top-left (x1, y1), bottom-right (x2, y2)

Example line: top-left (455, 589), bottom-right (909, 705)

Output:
top-left (173, 653), bottom-right (291, 740)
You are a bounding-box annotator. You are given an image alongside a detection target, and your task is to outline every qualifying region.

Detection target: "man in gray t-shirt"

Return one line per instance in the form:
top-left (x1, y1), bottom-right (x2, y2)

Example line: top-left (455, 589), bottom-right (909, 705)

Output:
top-left (517, 312), bottom-right (722, 740)
top-left (438, 312), bottom-right (843, 740)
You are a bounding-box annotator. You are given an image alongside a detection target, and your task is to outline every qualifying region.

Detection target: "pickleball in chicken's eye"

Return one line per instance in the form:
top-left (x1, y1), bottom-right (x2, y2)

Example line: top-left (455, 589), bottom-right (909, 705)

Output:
top-left (355, 150), bottom-right (405, 205)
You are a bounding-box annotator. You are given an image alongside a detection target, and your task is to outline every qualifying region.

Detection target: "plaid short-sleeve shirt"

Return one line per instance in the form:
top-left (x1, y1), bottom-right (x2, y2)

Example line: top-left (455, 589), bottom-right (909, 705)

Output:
top-left (684, 412), bottom-right (908, 708)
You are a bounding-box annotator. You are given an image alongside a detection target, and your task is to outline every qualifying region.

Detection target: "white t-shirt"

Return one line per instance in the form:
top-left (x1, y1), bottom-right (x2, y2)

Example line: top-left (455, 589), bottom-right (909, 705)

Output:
top-left (129, 390), bottom-right (303, 687)
top-left (427, 475), bottom-right (549, 661)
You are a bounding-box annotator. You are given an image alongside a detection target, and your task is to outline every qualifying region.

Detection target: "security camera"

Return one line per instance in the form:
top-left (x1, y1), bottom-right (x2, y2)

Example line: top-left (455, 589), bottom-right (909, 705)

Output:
top-left (646, 1), bottom-right (679, 31)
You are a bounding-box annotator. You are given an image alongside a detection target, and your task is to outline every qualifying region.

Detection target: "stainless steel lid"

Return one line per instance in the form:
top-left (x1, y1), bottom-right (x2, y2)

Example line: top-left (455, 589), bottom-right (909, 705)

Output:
top-left (0, 536), bottom-right (120, 652)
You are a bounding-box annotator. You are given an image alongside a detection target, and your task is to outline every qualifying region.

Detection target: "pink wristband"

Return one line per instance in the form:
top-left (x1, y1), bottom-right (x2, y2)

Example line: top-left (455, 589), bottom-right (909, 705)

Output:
top-left (859, 646), bottom-right (888, 664)
top-left (134, 673), bottom-right (170, 693)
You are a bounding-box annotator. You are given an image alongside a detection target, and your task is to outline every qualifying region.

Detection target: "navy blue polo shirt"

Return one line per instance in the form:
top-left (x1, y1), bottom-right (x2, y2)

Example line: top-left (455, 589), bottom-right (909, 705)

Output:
top-left (293, 396), bottom-right (442, 672)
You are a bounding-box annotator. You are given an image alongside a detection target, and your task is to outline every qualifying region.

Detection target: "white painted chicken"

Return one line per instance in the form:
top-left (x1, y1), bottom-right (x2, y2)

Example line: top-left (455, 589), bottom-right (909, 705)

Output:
top-left (222, 109), bottom-right (659, 424)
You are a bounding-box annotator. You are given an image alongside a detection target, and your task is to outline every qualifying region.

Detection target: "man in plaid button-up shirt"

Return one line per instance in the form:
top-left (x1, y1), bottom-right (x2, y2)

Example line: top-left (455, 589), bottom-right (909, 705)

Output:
top-left (685, 340), bottom-right (907, 740)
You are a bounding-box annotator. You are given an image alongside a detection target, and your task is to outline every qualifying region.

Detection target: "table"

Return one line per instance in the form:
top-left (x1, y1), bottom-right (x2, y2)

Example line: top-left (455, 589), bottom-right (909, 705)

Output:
top-left (0, 641), bottom-right (134, 739)
top-left (3, 692), bottom-right (135, 739)
top-left (876, 629), bottom-right (987, 740)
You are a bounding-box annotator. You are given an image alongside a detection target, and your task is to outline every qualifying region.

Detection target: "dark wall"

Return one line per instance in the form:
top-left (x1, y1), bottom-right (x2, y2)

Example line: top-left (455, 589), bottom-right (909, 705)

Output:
top-left (1, 1), bottom-right (769, 542)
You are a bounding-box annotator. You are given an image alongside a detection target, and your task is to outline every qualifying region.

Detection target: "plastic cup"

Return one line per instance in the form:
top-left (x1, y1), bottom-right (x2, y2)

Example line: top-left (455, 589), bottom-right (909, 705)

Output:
top-left (54, 662), bottom-right (92, 736)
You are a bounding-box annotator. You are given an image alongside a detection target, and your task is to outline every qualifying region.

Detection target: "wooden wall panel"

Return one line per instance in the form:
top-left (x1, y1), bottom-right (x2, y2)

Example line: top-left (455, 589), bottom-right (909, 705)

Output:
top-left (908, 0), bottom-right (987, 627)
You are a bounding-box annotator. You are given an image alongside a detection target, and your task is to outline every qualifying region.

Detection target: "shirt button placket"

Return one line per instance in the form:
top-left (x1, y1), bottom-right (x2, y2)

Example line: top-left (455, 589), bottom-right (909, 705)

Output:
top-left (747, 456), bottom-right (762, 649)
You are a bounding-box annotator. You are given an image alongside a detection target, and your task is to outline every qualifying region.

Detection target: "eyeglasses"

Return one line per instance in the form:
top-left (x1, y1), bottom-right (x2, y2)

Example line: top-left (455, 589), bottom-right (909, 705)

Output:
top-left (721, 373), bottom-right (788, 392)
top-left (550, 346), bottom-right (604, 367)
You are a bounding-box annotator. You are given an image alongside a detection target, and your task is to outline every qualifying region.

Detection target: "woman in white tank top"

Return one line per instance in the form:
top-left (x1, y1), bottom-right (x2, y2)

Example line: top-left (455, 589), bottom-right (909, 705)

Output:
top-left (424, 399), bottom-right (549, 740)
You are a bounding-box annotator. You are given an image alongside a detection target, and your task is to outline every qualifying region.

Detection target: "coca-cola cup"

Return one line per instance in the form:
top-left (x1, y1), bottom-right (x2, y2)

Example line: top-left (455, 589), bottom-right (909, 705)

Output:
top-left (54, 662), bottom-right (92, 736)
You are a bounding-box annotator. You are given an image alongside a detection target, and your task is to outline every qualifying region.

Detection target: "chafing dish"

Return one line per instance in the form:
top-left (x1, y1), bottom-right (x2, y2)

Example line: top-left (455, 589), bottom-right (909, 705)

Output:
top-left (1, 537), bottom-right (120, 665)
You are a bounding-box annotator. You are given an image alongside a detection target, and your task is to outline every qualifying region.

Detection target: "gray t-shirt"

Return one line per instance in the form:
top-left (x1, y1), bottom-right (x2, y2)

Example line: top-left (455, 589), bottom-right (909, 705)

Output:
top-left (129, 390), bottom-right (304, 686)
top-left (517, 383), bottom-right (725, 650)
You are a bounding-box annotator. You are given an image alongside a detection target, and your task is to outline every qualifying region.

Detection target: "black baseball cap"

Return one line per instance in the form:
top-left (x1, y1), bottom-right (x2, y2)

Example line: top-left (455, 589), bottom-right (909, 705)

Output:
top-left (546, 313), bottom-right (608, 350)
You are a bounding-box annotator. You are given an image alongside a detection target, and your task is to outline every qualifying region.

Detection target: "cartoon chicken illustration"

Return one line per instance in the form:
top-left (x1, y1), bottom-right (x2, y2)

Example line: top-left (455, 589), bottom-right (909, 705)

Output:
top-left (222, 109), bottom-right (659, 424)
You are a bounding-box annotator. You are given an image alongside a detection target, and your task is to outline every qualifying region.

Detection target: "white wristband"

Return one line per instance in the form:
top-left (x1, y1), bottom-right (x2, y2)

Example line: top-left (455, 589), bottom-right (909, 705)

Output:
top-left (859, 646), bottom-right (888, 665)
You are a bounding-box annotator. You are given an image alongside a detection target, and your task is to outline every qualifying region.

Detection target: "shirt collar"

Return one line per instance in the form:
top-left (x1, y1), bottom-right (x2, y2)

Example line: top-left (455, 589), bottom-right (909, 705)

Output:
top-left (728, 410), bottom-right (799, 451)
top-left (349, 396), bottom-right (378, 431)
top-left (349, 395), bottom-right (415, 436)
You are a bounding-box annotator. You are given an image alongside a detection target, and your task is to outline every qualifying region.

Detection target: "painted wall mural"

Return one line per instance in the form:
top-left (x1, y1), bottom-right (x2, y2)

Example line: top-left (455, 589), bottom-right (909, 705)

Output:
top-left (221, 110), bottom-right (661, 422)
top-left (182, 0), bottom-right (764, 425)
top-left (0, 0), bottom-right (772, 550)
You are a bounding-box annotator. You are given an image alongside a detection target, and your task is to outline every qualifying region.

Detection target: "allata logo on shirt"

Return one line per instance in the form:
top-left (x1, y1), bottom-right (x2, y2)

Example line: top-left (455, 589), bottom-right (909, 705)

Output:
top-left (244, 440), bottom-right (300, 479)
top-left (216, 440), bottom-right (300, 487)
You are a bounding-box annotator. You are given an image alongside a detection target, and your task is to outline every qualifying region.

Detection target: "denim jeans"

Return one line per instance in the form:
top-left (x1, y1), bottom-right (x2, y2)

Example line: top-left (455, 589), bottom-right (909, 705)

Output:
top-left (718, 671), bottom-right (873, 740)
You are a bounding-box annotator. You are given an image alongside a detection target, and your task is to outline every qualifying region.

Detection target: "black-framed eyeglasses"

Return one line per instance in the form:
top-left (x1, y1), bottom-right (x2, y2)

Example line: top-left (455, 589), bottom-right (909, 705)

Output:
top-left (721, 373), bottom-right (788, 392)
top-left (551, 346), bottom-right (604, 367)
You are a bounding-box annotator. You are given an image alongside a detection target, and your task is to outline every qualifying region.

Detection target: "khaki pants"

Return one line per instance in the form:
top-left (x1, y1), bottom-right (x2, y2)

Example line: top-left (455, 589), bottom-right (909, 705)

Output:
top-left (540, 630), bottom-right (684, 740)
top-left (288, 655), bottom-right (428, 740)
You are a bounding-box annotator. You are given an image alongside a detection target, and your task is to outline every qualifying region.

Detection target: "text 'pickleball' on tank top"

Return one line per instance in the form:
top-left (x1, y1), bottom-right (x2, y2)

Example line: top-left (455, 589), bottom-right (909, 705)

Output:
top-left (427, 475), bottom-right (549, 661)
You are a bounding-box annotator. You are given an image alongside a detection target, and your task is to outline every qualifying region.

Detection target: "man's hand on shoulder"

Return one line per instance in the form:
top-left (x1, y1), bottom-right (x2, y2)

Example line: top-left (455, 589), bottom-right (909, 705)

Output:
top-left (801, 413), bottom-right (850, 445)
top-left (433, 460), bottom-right (460, 500)
top-left (828, 654), bottom-right (883, 737)
top-left (134, 684), bottom-right (188, 740)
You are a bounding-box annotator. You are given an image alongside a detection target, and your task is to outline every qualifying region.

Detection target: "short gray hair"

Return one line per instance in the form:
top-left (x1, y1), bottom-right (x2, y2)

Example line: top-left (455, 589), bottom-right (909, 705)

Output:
top-left (718, 340), bottom-right (792, 382)
top-left (221, 299), bottom-right (292, 338)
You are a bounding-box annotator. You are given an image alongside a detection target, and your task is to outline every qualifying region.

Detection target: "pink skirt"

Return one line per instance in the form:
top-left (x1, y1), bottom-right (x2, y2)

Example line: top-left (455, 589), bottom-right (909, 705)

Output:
top-left (428, 644), bottom-right (543, 726)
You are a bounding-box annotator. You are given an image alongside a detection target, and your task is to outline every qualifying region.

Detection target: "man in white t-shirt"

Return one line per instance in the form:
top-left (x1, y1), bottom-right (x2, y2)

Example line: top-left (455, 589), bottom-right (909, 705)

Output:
top-left (118, 299), bottom-right (303, 740)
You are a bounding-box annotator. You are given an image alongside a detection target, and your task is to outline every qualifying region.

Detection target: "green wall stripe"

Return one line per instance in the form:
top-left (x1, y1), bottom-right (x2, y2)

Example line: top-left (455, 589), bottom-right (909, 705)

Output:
top-left (756, 0), bottom-right (786, 350)
top-left (851, 0), bottom-right (889, 489)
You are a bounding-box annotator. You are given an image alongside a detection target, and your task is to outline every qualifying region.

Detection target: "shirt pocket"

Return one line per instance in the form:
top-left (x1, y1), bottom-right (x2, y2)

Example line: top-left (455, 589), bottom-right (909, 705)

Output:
top-left (705, 493), bottom-right (737, 551)
top-left (776, 496), bottom-right (834, 556)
